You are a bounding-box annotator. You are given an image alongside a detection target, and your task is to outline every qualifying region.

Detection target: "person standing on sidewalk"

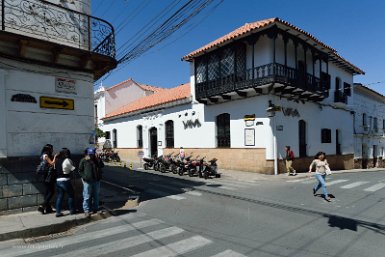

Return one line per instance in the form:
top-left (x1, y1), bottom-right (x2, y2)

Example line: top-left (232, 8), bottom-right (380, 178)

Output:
top-left (308, 152), bottom-right (332, 202)
top-left (285, 146), bottom-right (296, 176)
top-left (38, 144), bottom-right (58, 214)
top-left (55, 148), bottom-right (76, 217)
top-left (78, 147), bottom-right (104, 217)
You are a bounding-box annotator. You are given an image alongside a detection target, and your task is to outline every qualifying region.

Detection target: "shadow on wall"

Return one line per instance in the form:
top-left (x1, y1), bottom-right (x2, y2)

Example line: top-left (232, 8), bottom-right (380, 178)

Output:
top-left (0, 155), bottom-right (85, 215)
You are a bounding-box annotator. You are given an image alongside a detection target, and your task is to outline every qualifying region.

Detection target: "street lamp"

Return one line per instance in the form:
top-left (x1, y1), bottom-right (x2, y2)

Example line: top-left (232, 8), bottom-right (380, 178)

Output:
top-left (266, 100), bottom-right (280, 175)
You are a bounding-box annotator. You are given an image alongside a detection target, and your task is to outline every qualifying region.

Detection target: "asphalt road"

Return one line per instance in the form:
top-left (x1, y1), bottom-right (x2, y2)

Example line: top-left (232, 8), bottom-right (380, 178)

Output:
top-left (1, 167), bottom-right (385, 257)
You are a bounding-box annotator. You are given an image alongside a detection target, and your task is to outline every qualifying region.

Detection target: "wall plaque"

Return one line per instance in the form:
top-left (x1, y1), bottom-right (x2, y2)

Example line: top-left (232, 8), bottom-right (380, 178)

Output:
top-left (56, 77), bottom-right (77, 94)
top-left (245, 128), bottom-right (255, 146)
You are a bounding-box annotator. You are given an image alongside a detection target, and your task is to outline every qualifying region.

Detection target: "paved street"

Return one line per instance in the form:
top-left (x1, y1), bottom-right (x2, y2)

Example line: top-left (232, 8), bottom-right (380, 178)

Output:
top-left (1, 167), bottom-right (385, 257)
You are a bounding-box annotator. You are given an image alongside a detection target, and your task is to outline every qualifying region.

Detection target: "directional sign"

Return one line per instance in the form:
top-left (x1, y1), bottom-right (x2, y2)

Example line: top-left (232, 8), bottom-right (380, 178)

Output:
top-left (40, 96), bottom-right (74, 110)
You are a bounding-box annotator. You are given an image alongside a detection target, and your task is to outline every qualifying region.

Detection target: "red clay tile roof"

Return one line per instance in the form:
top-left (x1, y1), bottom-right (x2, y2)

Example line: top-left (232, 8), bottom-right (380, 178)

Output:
top-left (139, 84), bottom-right (165, 93)
top-left (106, 78), bottom-right (162, 92)
top-left (104, 83), bottom-right (191, 120)
top-left (182, 17), bottom-right (364, 74)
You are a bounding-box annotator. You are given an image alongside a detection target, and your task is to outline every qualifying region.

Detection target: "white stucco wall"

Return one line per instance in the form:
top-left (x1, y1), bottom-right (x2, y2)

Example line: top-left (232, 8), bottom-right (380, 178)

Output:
top-left (105, 82), bottom-right (147, 114)
top-left (0, 58), bottom-right (94, 157)
top-left (353, 87), bottom-right (385, 159)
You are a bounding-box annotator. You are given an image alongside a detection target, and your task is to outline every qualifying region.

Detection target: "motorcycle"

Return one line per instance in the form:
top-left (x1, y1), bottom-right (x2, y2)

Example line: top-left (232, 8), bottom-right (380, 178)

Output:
top-left (188, 156), bottom-right (204, 177)
top-left (142, 156), bottom-right (156, 170)
top-left (157, 153), bottom-right (174, 173)
top-left (177, 154), bottom-right (193, 176)
top-left (202, 158), bottom-right (220, 179)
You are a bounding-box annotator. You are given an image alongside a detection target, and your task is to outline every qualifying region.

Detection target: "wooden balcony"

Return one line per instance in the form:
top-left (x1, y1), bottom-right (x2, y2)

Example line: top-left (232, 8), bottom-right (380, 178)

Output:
top-left (0, 0), bottom-right (116, 79)
top-left (195, 63), bottom-right (328, 104)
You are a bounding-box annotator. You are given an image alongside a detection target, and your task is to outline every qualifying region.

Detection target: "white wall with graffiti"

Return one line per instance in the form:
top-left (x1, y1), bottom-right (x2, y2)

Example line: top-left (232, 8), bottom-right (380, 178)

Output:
top-left (102, 91), bottom-right (354, 160)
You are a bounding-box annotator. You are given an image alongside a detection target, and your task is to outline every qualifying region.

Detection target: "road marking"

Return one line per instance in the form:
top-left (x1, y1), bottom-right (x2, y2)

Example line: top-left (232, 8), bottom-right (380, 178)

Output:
top-left (218, 185), bottom-right (237, 190)
top-left (131, 235), bottom-right (212, 257)
top-left (210, 249), bottom-right (248, 257)
top-left (185, 191), bottom-right (203, 196)
top-left (327, 179), bottom-right (349, 186)
top-left (287, 178), bottom-right (310, 183)
top-left (55, 226), bottom-right (185, 257)
top-left (0, 218), bottom-right (164, 257)
top-left (340, 181), bottom-right (369, 189)
top-left (167, 195), bottom-right (186, 200)
top-left (364, 183), bottom-right (385, 192)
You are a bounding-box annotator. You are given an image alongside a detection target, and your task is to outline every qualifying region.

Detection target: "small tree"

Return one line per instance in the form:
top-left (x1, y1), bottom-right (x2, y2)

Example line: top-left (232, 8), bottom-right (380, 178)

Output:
top-left (95, 127), bottom-right (106, 138)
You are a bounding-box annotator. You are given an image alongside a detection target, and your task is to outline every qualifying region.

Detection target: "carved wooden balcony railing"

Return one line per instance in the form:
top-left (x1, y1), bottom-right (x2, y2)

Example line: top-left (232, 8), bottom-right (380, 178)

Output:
top-left (195, 63), bottom-right (327, 101)
top-left (0, 0), bottom-right (115, 59)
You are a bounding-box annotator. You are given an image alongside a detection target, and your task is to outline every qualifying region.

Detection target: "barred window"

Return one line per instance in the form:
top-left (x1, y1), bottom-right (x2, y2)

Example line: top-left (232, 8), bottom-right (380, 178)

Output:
top-left (112, 129), bottom-right (117, 148)
top-left (216, 113), bottom-right (230, 148)
top-left (208, 54), bottom-right (220, 81)
top-left (220, 48), bottom-right (235, 76)
top-left (137, 125), bottom-right (143, 148)
top-left (165, 120), bottom-right (174, 148)
top-left (321, 129), bottom-right (331, 143)
top-left (196, 60), bottom-right (207, 83)
top-left (343, 82), bottom-right (351, 96)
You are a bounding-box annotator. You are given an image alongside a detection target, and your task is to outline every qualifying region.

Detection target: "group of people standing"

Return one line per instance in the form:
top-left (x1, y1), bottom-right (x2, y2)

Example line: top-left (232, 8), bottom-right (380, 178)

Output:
top-left (285, 146), bottom-right (332, 202)
top-left (37, 144), bottom-right (104, 217)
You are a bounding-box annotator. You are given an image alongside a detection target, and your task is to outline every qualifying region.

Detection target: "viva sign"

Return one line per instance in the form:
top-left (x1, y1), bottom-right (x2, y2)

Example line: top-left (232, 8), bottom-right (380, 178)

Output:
top-left (183, 119), bottom-right (201, 129)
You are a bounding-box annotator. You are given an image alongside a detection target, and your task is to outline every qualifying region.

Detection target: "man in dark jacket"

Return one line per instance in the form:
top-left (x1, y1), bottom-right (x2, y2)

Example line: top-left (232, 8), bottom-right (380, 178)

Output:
top-left (78, 147), bottom-right (104, 217)
top-left (285, 146), bottom-right (296, 176)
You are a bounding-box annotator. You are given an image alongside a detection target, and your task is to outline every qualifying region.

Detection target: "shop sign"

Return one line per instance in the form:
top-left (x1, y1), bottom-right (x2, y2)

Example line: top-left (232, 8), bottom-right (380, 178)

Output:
top-left (40, 96), bottom-right (74, 110)
top-left (244, 114), bottom-right (255, 127)
top-left (56, 77), bottom-right (77, 94)
top-left (282, 107), bottom-right (300, 117)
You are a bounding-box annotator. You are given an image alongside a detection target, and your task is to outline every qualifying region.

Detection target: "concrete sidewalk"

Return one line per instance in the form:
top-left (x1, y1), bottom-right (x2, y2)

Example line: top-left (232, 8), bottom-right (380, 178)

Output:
top-left (0, 181), bottom-right (139, 242)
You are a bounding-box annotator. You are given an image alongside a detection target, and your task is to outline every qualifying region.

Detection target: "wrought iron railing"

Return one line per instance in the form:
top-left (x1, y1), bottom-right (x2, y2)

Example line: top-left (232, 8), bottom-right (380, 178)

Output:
top-left (196, 63), bottom-right (324, 100)
top-left (334, 90), bottom-right (348, 104)
top-left (0, 0), bottom-right (115, 58)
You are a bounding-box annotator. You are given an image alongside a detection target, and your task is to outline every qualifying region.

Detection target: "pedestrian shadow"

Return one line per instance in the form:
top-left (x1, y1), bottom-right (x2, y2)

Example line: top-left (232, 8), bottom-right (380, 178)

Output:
top-left (327, 215), bottom-right (357, 231)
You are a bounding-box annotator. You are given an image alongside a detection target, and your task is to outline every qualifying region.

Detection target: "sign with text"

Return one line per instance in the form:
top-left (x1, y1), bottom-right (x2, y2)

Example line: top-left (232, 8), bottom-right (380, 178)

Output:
top-left (56, 78), bottom-right (77, 94)
top-left (40, 96), bottom-right (74, 110)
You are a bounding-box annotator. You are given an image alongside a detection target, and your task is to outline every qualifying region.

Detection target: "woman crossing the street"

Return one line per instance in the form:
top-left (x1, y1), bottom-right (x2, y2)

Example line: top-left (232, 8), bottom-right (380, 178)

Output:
top-left (308, 151), bottom-right (332, 202)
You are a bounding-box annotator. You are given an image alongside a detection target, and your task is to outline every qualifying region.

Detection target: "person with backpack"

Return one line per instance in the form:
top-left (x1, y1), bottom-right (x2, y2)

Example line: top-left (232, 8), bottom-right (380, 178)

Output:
top-left (285, 146), bottom-right (296, 176)
top-left (55, 148), bottom-right (76, 217)
top-left (37, 144), bottom-right (58, 214)
top-left (78, 147), bottom-right (104, 217)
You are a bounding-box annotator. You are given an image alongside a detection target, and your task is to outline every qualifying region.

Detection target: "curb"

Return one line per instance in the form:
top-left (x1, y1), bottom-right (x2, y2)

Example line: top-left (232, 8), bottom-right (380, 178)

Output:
top-left (0, 211), bottom-right (112, 242)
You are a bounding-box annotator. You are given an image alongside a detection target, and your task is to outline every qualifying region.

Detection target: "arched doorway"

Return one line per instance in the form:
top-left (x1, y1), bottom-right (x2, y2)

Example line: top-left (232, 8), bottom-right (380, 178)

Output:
top-left (299, 120), bottom-right (307, 157)
top-left (149, 127), bottom-right (158, 157)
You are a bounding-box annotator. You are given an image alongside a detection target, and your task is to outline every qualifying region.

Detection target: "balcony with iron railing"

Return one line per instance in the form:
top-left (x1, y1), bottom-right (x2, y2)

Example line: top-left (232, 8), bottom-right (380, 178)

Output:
top-left (0, 0), bottom-right (116, 78)
top-left (334, 90), bottom-right (348, 104)
top-left (195, 63), bottom-right (328, 102)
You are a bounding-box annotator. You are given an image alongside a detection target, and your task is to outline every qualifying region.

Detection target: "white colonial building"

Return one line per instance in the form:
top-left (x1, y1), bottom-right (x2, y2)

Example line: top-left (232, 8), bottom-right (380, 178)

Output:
top-left (0, 0), bottom-right (116, 157)
top-left (101, 17), bottom-right (365, 174)
top-left (353, 83), bottom-right (385, 168)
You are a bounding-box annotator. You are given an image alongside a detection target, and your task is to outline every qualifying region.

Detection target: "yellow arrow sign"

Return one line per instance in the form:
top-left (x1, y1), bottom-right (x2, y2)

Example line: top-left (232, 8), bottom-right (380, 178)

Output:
top-left (40, 96), bottom-right (74, 110)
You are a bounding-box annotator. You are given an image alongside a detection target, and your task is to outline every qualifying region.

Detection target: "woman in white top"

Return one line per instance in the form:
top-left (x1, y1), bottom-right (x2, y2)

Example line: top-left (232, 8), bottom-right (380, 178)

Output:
top-left (308, 152), bottom-right (331, 202)
top-left (55, 148), bottom-right (76, 217)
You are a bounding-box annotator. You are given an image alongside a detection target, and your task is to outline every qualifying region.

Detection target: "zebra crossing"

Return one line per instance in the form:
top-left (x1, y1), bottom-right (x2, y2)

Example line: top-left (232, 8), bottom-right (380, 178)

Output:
top-left (287, 177), bottom-right (385, 193)
top-left (0, 216), bottom-right (248, 257)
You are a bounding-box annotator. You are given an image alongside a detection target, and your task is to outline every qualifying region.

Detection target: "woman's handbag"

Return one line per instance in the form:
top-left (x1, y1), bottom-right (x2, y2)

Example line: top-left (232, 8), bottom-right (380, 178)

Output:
top-left (325, 166), bottom-right (332, 176)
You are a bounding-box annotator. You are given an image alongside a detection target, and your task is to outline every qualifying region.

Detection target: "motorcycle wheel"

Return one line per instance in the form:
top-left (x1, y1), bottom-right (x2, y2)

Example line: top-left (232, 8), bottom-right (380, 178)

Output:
top-left (143, 163), bottom-right (149, 170)
top-left (178, 167), bottom-right (184, 176)
top-left (171, 164), bottom-right (177, 174)
top-left (154, 163), bottom-right (159, 171)
top-left (204, 171), bottom-right (209, 180)
top-left (160, 164), bottom-right (166, 173)
top-left (188, 169), bottom-right (194, 177)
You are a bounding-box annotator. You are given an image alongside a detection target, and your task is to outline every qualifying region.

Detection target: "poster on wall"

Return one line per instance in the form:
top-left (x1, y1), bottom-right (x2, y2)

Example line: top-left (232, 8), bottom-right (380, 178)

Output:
top-left (244, 128), bottom-right (255, 146)
top-left (56, 77), bottom-right (77, 95)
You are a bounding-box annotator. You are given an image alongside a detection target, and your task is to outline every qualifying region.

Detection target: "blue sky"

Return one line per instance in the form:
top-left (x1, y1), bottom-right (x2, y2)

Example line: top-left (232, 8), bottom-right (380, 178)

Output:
top-left (93, 0), bottom-right (385, 94)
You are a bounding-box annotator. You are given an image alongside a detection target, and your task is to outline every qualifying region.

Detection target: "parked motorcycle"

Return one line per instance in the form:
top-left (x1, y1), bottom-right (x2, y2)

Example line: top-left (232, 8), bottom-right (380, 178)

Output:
top-left (143, 156), bottom-right (156, 170)
top-left (177, 154), bottom-right (193, 176)
top-left (202, 158), bottom-right (220, 179)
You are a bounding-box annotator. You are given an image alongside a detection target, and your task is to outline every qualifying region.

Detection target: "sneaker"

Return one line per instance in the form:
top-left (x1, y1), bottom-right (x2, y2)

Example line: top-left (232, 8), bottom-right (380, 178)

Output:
top-left (293, 170), bottom-right (297, 176)
top-left (55, 213), bottom-right (64, 218)
top-left (37, 206), bottom-right (44, 214)
top-left (312, 188), bottom-right (316, 196)
top-left (324, 197), bottom-right (332, 202)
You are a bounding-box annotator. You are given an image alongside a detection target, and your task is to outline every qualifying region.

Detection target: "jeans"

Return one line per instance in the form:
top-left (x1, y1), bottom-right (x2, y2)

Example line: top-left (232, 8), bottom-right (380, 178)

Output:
top-left (56, 180), bottom-right (75, 214)
top-left (82, 180), bottom-right (100, 213)
top-left (314, 173), bottom-right (329, 197)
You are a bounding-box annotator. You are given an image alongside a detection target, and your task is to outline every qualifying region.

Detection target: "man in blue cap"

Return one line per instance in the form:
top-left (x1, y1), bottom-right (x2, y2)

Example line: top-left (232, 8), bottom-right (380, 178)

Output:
top-left (78, 147), bottom-right (104, 217)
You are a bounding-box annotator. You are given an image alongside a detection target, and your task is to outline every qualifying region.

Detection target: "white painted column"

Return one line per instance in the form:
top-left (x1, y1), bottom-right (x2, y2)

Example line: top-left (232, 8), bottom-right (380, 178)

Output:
top-left (0, 69), bottom-right (8, 157)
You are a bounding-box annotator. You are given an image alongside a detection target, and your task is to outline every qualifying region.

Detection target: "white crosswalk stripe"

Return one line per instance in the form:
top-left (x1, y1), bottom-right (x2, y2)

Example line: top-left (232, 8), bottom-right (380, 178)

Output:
top-left (0, 218), bottom-right (164, 257)
top-left (364, 183), bottom-right (385, 192)
top-left (211, 249), bottom-right (248, 257)
top-left (131, 235), bottom-right (212, 257)
top-left (340, 181), bottom-right (370, 189)
top-left (167, 195), bottom-right (186, 200)
top-left (327, 179), bottom-right (349, 186)
top-left (185, 190), bottom-right (203, 196)
top-left (55, 226), bottom-right (185, 257)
